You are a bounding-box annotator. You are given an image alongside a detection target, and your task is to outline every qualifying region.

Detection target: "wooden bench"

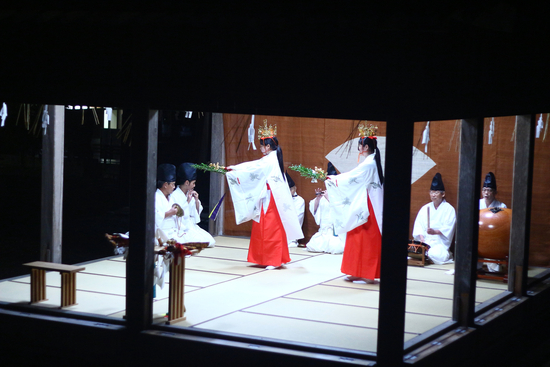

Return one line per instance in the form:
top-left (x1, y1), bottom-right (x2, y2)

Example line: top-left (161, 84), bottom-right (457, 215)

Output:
top-left (23, 261), bottom-right (85, 308)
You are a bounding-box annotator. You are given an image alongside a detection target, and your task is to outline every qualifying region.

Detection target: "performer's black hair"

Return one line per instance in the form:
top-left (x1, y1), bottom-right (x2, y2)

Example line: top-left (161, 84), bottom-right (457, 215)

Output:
top-left (157, 180), bottom-right (166, 189)
top-left (359, 137), bottom-right (384, 185)
top-left (260, 137), bottom-right (285, 179)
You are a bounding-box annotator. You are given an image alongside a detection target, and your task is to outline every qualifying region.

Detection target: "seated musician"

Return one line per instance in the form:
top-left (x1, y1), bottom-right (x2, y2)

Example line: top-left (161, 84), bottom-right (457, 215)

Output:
top-left (479, 172), bottom-right (507, 272)
top-left (171, 162), bottom-right (216, 248)
top-left (412, 173), bottom-right (456, 265)
top-left (155, 163), bottom-right (188, 244)
top-left (480, 172), bottom-right (507, 209)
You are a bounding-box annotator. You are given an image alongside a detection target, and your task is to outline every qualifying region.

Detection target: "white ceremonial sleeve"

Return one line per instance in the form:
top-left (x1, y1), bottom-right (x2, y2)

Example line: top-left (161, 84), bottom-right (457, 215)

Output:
top-left (155, 190), bottom-right (168, 231)
top-left (325, 155), bottom-right (380, 235)
top-left (294, 196), bottom-right (305, 226)
top-left (436, 202), bottom-right (456, 244)
top-left (189, 197), bottom-right (203, 224)
top-left (412, 205), bottom-right (428, 240)
top-left (309, 199), bottom-right (322, 225)
top-left (264, 153), bottom-right (304, 241)
top-left (226, 155), bottom-right (271, 225)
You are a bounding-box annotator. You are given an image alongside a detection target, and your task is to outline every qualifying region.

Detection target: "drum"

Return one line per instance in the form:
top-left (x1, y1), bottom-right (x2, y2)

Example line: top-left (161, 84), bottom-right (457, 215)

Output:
top-left (408, 240), bottom-right (430, 254)
top-left (478, 207), bottom-right (512, 259)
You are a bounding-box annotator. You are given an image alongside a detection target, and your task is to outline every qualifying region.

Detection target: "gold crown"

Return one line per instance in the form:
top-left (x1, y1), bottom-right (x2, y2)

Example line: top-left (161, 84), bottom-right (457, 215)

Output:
top-left (258, 119), bottom-right (277, 140)
top-left (358, 123), bottom-right (377, 138)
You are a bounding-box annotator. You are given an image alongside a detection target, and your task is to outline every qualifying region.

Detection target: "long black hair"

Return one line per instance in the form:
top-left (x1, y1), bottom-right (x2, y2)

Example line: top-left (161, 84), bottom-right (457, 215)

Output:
top-left (359, 137), bottom-right (384, 185)
top-left (261, 137), bottom-right (285, 179)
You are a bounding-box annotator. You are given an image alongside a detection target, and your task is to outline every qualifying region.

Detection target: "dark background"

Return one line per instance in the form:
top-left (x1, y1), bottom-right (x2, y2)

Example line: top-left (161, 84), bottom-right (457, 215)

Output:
top-left (0, 108), bottom-right (211, 279)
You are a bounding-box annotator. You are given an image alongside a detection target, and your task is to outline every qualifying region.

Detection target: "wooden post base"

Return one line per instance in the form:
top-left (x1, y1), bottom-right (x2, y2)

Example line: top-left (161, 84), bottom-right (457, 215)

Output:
top-left (166, 256), bottom-right (186, 324)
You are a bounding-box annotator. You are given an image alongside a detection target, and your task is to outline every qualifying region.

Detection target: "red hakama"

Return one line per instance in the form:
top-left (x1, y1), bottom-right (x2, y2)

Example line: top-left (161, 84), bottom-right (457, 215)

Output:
top-left (248, 191), bottom-right (291, 267)
top-left (341, 196), bottom-right (381, 280)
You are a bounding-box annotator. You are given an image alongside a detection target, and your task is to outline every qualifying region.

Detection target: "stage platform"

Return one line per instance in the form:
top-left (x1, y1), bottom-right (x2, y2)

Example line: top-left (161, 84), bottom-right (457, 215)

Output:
top-left (0, 235), bottom-right (512, 353)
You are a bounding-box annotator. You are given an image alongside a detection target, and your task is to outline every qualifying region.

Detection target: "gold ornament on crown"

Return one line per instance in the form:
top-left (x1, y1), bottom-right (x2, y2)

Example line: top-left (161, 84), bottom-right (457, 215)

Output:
top-left (358, 122), bottom-right (378, 138)
top-left (258, 119), bottom-right (277, 140)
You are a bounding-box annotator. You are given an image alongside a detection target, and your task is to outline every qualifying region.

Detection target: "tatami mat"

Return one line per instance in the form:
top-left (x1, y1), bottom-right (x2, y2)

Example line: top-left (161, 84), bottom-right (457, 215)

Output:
top-left (405, 294), bottom-right (453, 317)
top-left (195, 311), bottom-right (381, 353)
top-left (1, 235), bottom-right (538, 354)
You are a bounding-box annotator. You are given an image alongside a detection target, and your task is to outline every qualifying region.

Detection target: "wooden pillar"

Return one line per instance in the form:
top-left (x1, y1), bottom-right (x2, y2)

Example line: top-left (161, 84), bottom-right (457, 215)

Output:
top-left (40, 105), bottom-right (64, 263)
top-left (508, 115), bottom-right (535, 296)
top-left (126, 108), bottom-right (158, 332)
top-left (453, 118), bottom-right (483, 326)
top-left (377, 120), bottom-right (413, 365)
top-left (209, 112), bottom-right (225, 236)
top-left (167, 256), bottom-right (186, 324)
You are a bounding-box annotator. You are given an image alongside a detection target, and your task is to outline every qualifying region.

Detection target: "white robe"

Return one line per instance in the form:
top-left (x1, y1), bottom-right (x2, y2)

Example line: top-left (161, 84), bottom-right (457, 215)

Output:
top-left (324, 153), bottom-right (384, 235)
top-left (479, 199), bottom-right (507, 209)
top-left (172, 187), bottom-right (216, 247)
top-left (412, 199), bottom-right (456, 264)
top-left (288, 194), bottom-right (305, 247)
top-left (305, 197), bottom-right (345, 254)
top-left (226, 151), bottom-right (303, 242)
top-left (154, 189), bottom-right (188, 290)
top-left (154, 189), bottom-right (189, 244)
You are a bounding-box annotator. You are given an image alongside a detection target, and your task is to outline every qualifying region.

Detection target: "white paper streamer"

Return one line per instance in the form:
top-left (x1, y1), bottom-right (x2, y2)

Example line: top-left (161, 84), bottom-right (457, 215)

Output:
top-left (536, 114), bottom-right (544, 138)
top-left (0, 103), bottom-right (7, 127)
top-left (544, 113), bottom-right (549, 141)
top-left (106, 107), bottom-right (113, 121)
top-left (41, 105), bottom-right (49, 135)
top-left (185, 111), bottom-right (192, 118)
top-left (488, 117), bottom-right (495, 144)
top-left (421, 121), bottom-right (430, 153)
top-left (248, 115), bottom-right (257, 150)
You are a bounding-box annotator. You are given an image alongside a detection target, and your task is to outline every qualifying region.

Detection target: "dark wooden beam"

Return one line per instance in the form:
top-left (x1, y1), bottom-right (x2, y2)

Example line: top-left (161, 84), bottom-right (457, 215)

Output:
top-left (40, 105), bottom-right (65, 263)
top-left (453, 118), bottom-right (484, 326)
top-left (209, 113), bottom-right (225, 236)
top-left (508, 115), bottom-right (535, 296)
top-left (377, 119), bottom-right (413, 365)
top-left (126, 108), bottom-right (158, 332)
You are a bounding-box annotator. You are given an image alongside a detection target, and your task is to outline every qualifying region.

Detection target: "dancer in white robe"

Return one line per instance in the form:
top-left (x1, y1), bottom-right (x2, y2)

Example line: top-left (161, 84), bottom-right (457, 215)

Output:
top-left (325, 129), bottom-right (384, 283)
top-left (305, 188), bottom-right (345, 254)
top-left (172, 162), bottom-right (216, 248)
top-left (412, 173), bottom-right (456, 265)
top-left (226, 121), bottom-right (303, 269)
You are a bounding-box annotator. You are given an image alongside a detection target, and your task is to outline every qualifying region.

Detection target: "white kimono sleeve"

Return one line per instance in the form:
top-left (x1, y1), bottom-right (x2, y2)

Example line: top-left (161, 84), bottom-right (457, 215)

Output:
top-left (226, 156), bottom-right (271, 225)
top-left (294, 195), bottom-right (305, 226)
top-left (189, 197), bottom-right (203, 224)
top-left (309, 198), bottom-right (322, 226)
top-left (325, 157), bottom-right (379, 235)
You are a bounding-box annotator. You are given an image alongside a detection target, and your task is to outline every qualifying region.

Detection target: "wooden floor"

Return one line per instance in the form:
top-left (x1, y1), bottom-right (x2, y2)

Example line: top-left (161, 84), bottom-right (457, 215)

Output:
top-left (0, 236), bottom-right (512, 353)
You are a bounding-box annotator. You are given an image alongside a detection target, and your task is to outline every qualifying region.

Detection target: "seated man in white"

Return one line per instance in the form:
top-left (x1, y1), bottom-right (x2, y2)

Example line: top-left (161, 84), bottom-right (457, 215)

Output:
top-left (479, 171), bottom-right (507, 272)
top-left (412, 172), bottom-right (456, 265)
top-left (286, 172), bottom-right (305, 248)
top-left (155, 163), bottom-right (188, 244)
top-left (480, 172), bottom-right (507, 209)
top-left (154, 163), bottom-right (187, 293)
top-left (171, 162), bottom-right (215, 248)
top-left (306, 162), bottom-right (345, 254)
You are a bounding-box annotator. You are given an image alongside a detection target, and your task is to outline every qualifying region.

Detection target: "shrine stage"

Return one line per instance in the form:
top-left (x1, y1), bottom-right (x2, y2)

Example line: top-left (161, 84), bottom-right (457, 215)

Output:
top-left (0, 236), bottom-right (514, 353)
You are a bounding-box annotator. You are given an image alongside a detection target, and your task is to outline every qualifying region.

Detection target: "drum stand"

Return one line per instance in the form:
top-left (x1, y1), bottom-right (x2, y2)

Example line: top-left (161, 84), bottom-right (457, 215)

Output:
top-left (476, 256), bottom-right (508, 283)
top-left (407, 242), bottom-right (432, 267)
